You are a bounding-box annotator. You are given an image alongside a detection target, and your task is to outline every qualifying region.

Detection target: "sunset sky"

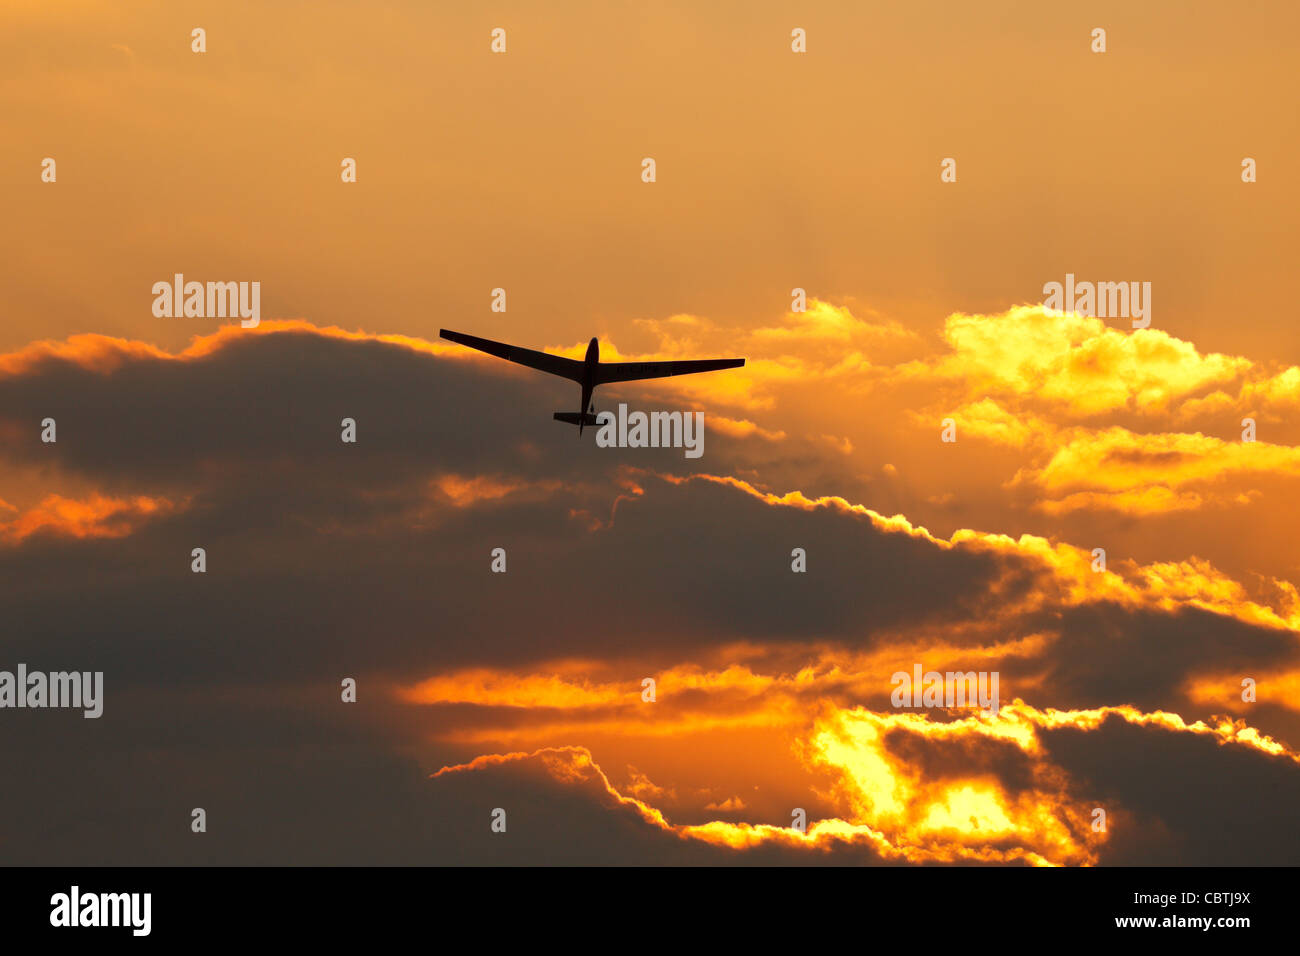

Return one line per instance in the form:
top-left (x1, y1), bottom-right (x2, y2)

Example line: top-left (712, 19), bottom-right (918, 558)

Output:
top-left (3, 0), bottom-right (1300, 865)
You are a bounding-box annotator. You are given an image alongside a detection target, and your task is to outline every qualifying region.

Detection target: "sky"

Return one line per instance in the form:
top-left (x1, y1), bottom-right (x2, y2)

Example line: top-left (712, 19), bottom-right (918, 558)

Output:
top-left (2, 0), bottom-right (1299, 865)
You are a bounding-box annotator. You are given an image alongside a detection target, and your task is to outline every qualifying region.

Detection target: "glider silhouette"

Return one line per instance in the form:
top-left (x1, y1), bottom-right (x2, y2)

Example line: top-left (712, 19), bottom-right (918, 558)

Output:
top-left (439, 329), bottom-right (745, 433)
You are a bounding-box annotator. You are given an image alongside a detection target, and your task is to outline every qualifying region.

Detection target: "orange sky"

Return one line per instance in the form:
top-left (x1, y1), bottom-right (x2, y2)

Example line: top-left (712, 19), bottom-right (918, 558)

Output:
top-left (3, 0), bottom-right (1299, 866)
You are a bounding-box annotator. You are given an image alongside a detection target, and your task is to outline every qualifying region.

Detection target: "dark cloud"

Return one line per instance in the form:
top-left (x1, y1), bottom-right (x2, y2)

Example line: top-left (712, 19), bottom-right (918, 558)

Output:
top-left (0, 328), bottom-right (1015, 685)
top-left (1045, 717), bottom-right (1300, 865)
top-left (1030, 603), bottom-right (1298, 713)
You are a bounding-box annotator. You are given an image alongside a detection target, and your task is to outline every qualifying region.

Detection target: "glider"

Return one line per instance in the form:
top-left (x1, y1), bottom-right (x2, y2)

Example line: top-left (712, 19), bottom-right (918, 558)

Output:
top-left (439, 329), bottom-right (745, 433)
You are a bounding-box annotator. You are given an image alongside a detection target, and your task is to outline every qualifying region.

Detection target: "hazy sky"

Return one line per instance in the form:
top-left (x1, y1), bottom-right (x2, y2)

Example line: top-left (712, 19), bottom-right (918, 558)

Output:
top-left (2, 0), bottom-right (1299, 865)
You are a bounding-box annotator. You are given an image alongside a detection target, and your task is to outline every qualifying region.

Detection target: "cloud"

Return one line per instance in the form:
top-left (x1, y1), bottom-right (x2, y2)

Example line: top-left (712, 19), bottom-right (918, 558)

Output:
top-left (1011, 427), bottom-right (1300, 514)
top-left (426, 704), bottom-right (1300, 867)
top-left (0, 492), bottom-right (179, 544)
top-left (905, 307), bottom-right (1249, 418)
top-left (1, 320), bottom-right (1298, 865)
